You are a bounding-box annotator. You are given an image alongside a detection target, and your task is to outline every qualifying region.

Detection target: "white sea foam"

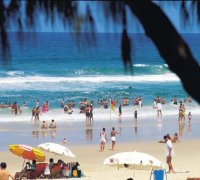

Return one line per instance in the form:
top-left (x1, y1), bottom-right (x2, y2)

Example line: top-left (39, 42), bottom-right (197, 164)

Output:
top-left (0, 105), bottom-right (200, 122)
top-left (133, 64), bottom-right (169, 68)
top-left (134, 64), bottom-right (150, 67)
top-left (6, 71), bottom-right (25, 76)
top-left (0, 73), bottom-right (180, 84)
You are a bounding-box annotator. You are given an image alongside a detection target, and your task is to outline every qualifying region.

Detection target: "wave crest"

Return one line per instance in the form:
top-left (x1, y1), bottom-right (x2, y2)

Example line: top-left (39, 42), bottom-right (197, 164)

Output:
top-left (0, 73), bottom-right (179, 84)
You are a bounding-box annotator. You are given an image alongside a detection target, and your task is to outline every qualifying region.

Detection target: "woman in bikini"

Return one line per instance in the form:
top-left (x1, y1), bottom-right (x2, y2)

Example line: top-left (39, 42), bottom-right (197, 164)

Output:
top-left (110, 127), bottom-right (120, 150)
top-left (100, 128), bottom-right (107, 152)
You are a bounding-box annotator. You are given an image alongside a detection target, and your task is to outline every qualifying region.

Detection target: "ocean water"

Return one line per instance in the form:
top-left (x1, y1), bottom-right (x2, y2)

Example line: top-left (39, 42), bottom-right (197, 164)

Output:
top-left (0, 33), bottom-right (200, 112)
top-left (0, 33), bottom-right (200, 149)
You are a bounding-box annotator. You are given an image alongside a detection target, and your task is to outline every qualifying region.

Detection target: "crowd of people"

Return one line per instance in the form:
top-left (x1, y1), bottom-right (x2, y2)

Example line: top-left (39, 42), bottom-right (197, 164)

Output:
top-left (0, 95), bottom-right (193, 118)
top-left (8, 158), bottom-right (83, 179)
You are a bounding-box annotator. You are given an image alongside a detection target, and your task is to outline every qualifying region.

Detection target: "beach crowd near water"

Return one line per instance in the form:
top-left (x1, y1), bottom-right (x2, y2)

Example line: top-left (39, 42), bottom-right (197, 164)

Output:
top-left (0, 95), bottom-right (193, 118)
top-left (0, 95), bottom-right (194, 140)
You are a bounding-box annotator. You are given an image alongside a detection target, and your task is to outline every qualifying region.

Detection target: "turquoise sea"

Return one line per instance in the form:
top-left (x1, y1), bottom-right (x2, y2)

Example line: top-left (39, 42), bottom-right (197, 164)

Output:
top-left (0, 33), bottom-right (199, 109)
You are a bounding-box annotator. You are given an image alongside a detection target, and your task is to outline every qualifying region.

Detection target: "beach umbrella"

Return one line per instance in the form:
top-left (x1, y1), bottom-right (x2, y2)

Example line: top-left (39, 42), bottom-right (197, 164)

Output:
top-left (104, 151), bottom-right (164, 172)
top-left (38, 142), bottom-right (76, 158)
top-left (9, 144), bottom-right (45, 162)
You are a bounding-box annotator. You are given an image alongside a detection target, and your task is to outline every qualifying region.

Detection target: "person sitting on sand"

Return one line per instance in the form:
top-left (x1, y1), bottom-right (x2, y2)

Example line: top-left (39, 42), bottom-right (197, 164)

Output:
top-left (62, 137), bottom-right (67, 146)
top-left (172, 133), bottom-right (180, 143)
top-left (41, 121), bottom-right (48, 129)
top-left (49, 119), bottom-right (56, 128)
top-left (25, 160), bottom-right (36, 179)
top-left (48, 158), bottom-right (54, 171)
top-left (0, 162), bottom-right (15, 180)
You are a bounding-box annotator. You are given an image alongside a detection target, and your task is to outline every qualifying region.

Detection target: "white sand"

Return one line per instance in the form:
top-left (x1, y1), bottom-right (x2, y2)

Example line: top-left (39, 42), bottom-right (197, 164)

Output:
top-left (2, 140), bottom-right (200, 180)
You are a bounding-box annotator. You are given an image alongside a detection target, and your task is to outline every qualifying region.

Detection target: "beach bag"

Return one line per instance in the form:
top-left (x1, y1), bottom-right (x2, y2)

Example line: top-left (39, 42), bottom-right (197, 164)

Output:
top-left (72, 169), bottom-right (78, 177)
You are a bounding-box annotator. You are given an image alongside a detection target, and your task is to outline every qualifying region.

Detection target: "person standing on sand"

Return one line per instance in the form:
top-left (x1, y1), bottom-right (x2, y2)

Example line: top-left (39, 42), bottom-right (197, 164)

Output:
top-left (157, 102), bottom-right (162, 117)
top-left (31, 108), bottom-right (36, 121)
top-left (164, 135), bottom-right (175, 173)
top-left (100, 128), bottom-right (107, 152)
top-left (119, 104), bottom-right (122, 117)
top-left (188, 112), bottom-right (192, 122)
top-left (0, 162), bottom-right (15, 180)
top-left (110, 127), bottom-right (120, 150)
top-left (134, 110), bottom-right (137, 119)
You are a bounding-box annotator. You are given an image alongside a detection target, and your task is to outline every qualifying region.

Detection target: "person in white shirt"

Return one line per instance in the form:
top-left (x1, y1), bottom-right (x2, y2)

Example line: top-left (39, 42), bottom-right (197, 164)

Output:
top-left (164, 135), bottom-right (175, 173)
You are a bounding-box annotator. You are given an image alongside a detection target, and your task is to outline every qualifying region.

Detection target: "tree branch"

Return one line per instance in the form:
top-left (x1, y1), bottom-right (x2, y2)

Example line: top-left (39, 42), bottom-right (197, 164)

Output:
top-left (127, 0), bottom-right (200, 103)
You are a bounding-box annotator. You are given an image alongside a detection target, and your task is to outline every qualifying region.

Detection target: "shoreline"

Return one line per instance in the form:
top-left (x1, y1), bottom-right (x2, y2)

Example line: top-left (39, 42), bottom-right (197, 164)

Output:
top-left (0, 103), bottom-right (200, 123)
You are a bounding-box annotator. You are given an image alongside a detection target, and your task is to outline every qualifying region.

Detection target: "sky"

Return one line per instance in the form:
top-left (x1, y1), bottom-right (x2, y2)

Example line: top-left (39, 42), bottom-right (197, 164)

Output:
top-left (6, 1), bottom-right (200, 33)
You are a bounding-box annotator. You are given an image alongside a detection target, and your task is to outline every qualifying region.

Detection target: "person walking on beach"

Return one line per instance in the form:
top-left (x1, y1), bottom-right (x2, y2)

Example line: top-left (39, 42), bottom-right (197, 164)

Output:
top-left (134, 110), bottom-right (137, 119)
top-left (100, 128), bottom-right (107, 152)
top-left (164, 135), bottom-right (175, 173)
top-left (119, 104), bottom-right (122, 117)
top-left (110, 127), bottom-right (120, 150)
top-left (35, 107), bottom-right (40, 122)
top-left (89, 104), bottom-right (94, 122)
top-left (0, 162), bottom-right (15, 180)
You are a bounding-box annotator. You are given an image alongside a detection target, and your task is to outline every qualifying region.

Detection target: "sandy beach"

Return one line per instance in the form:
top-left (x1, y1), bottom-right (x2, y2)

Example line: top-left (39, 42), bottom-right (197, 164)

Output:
top-left (1, 1), bottom-right (200, 179)
top-left (1, 140), bottom-right (200, 180)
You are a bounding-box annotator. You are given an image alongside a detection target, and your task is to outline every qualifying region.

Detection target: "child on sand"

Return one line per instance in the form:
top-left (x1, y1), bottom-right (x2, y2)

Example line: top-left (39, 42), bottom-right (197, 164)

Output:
top-left (62, 137), bottom-right (67, 146)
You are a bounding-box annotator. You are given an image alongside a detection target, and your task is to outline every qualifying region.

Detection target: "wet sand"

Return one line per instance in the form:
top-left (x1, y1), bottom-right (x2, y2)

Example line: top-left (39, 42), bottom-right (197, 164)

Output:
top-left (0, 113), bottom-right (199, 151)
top-left (0, 112), bottom-right (200, 151)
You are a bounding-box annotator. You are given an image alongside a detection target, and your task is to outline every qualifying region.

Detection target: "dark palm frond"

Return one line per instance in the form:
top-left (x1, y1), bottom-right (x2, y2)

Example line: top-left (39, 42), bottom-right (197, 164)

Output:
top-left (181, 1), bottom-right (189, 24)
top-left (26, 0), bottom-right (37, 27)
top-left (121, 28), bottom-right (132, 73)
top-left (0, 0), bottom-right (10, 58)
top-left (6, 0), bottom-right (20, 16)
